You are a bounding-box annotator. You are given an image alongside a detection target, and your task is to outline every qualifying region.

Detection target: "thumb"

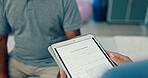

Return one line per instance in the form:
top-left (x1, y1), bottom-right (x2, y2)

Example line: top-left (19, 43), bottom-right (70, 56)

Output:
top-left (110, 53), bottom-right (125, 65)
top-left (60, 70), bottom-right (66, 78)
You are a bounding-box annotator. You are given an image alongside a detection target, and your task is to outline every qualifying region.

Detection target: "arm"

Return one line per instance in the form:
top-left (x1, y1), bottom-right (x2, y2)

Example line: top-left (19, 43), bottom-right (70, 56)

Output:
top-left (63, 0), bottom-right (82, 39)
top-left (0, 35), bottom-right (8, 78)
top-left (65, 29), bottom-right (81, 39)
top-left (0, 1), bottom-right (11, 77)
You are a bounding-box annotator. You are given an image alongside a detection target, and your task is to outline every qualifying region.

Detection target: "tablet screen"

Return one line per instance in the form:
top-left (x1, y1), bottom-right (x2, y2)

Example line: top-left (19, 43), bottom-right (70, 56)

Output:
top-left (55, 38), bottom-right (113, 78)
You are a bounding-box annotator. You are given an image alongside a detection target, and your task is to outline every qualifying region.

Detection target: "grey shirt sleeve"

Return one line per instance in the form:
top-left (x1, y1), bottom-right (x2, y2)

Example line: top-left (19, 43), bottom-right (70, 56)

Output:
top-left (0, 0), bottom-right (11, 35)
top-left (63, 0), bottom-right (82, 32)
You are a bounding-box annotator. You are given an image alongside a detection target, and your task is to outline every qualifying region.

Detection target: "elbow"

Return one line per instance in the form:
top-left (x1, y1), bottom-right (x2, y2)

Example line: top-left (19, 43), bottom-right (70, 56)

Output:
top-left (65, 29), bottom-right (81, 39)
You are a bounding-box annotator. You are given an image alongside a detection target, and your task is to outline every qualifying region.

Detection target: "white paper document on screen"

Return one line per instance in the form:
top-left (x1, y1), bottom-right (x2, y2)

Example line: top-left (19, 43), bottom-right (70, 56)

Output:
top-left (56, 39), bottom-right (113, 78)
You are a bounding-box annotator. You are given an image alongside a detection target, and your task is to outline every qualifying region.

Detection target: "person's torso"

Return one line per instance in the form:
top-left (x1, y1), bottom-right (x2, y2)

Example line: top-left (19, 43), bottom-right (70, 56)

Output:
top-left (4, 0), bottom-right (67, 66)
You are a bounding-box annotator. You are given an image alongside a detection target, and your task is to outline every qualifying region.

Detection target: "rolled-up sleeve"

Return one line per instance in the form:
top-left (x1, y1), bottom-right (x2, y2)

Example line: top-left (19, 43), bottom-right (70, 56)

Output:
top-left (63, 0), bottom-right (82, 32)
top-left (0, 0), bottom-right (11, 35)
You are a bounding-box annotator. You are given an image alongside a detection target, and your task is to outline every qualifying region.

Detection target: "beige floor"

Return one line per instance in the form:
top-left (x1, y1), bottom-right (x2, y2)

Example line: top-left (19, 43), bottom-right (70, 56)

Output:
top-left (81, 22), bottom-right (148, 37)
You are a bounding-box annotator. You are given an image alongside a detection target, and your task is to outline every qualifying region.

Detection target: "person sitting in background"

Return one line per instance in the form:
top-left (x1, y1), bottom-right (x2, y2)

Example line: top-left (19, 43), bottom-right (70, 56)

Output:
top-left (58, 51), bottom-right (148, 78)
top-left (0, 0), bottom-right (81, 78)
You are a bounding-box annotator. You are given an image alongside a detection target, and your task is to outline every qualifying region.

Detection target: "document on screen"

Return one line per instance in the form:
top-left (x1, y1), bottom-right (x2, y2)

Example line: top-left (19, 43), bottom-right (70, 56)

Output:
top-left (56, 38), bottom-right (113, 78)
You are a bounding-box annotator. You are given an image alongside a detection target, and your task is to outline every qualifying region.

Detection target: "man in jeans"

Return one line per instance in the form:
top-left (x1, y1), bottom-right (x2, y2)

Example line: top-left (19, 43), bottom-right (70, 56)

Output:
top-left (0, 0), bottom-right (81, 78)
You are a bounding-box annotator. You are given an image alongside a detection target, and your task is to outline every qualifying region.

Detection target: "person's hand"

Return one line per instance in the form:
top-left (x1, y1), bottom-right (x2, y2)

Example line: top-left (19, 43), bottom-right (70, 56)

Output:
top-left (57, 70), bottom-right (66, 78)
top-left (106, 51), bottom-right (132, 65)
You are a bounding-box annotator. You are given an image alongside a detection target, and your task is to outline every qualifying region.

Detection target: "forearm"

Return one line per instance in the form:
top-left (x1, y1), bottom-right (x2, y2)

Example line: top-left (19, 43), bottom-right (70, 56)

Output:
top-left (0, 46), bottom-right (8, 73)
top-left (65, 29), bottom-right (81, 39)
top-left (0, 35), bottom-right (8, 77)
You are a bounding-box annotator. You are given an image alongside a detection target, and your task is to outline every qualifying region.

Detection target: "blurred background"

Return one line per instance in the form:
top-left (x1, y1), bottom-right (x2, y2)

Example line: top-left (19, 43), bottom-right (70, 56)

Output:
top-left (76, 0), bottom-right (148, 61)
top-left (77, 0), bottom-right (148, 36)
top-left (8, 0), bottom-right (148, 62)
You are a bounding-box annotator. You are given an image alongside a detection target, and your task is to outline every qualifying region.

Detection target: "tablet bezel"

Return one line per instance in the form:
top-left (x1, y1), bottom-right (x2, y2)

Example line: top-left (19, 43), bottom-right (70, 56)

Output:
top-left (51, 34), bottom-right (116, 78)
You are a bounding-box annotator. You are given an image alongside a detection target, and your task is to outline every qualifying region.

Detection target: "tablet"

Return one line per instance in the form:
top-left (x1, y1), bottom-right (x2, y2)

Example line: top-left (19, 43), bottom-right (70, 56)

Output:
top-left (48, 34), bottom-right (115, 78)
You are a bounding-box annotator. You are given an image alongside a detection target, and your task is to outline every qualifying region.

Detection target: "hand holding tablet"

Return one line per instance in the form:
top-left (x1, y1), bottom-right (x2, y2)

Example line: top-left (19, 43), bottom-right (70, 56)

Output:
top-left (48, 34), bottom-right (116, 78)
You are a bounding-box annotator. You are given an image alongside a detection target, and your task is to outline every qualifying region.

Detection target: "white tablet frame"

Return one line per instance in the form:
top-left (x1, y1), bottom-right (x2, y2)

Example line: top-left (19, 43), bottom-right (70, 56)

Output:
top-left (48, 34), bottom-right (116, 78)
